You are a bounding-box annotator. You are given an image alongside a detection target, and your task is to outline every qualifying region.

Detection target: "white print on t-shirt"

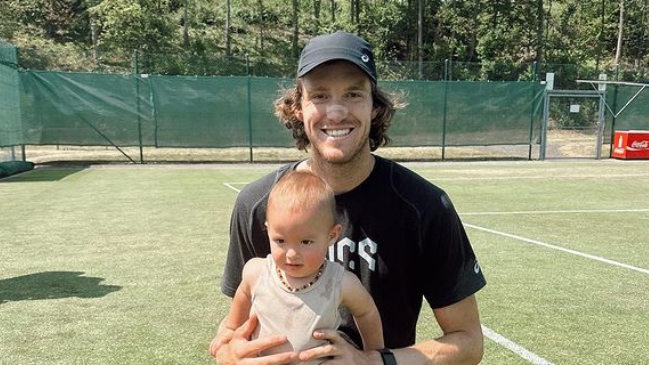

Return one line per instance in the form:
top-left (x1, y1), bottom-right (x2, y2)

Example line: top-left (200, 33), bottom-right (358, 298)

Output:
top-left (328, 237), bottom-right (378, 271)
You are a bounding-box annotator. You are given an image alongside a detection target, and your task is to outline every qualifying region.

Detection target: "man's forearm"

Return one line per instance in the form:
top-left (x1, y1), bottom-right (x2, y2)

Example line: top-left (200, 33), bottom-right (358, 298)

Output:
top-left (382, 331), bottom-right (483, 365)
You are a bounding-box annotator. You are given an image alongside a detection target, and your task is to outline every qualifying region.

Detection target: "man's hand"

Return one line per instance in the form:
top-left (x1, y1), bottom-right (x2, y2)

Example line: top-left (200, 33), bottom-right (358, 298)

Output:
top-left (297, 329), bottom-right (380, 365)
top-left (209, 328), bottom-right (234, 358)
top-left (213, 314), bottom-right (300, 365)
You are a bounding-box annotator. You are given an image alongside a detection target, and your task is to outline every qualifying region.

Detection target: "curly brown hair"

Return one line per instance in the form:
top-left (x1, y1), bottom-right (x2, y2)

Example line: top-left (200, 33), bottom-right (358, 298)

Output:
top-left (274, 81), bottom-right (404, 152)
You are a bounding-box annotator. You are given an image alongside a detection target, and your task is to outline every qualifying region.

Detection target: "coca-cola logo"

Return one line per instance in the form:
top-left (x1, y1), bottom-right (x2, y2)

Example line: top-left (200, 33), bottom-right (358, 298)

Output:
top-left (630, 140), bottom-right (649, 148)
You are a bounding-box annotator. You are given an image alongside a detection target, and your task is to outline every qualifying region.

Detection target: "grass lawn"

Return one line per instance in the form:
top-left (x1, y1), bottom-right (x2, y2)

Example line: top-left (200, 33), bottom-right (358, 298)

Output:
top-left (1, 160), bottom-right (648, 364)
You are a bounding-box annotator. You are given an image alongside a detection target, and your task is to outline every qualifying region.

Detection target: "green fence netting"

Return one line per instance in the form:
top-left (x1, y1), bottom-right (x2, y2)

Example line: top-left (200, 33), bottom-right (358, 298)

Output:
top-left (0, 42), bottom-right (22, 147)
top-left (0, 40), bottom-right (560, 155)
top-left (606, 86), bottom-right (649, 132)
top-left (390, 81), bottom-right (545, 146)
top-left (19, 71), bottom-right (153, 147)
top-left (4, 70), bottom-right (546, 149)
top-left (150, 76), bottom-right (295, 148)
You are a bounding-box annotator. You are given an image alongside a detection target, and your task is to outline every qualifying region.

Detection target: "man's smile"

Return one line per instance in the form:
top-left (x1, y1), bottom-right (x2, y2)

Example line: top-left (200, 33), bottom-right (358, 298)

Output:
top-left (323, 128), bottom-right (352, 138)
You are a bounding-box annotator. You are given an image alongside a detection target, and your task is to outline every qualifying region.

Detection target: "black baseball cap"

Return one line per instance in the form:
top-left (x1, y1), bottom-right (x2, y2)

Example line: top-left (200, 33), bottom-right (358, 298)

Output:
top-left (297, 31), bottom-right (377, 83)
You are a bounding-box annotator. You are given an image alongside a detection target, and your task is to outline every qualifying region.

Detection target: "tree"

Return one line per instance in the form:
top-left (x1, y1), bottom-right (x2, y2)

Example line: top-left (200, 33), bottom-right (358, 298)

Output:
top-left (257, 0), bottom-right (264, 55)
top-left (226, 0), bottom-right (231, 56)
top-left (536, 0), bottom-right (544, 65)
top-left (351, 0), bottom-right (361, 27)
top-left (182, 0), bottom-right (189, 47)
top-left (313, 0), bottom-right (322, 33)
top-left (614, 0), bottom-right (624, 67)
top-left (292, 0), bottom-right (299, 57)
top-left (89, 0), bottom-right (175, 53)
top-left (0, 0), bottom-right (647, 79)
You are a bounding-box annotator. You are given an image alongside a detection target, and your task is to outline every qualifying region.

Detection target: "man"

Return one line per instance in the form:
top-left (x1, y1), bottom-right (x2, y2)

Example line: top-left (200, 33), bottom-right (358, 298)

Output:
top-left (212, 31), bottom-right (486, 365)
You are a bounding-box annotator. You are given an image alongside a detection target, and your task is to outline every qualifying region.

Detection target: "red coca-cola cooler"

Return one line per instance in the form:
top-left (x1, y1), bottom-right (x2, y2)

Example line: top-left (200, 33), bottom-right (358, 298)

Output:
top-left (611, 130), bottom-right (649, 159)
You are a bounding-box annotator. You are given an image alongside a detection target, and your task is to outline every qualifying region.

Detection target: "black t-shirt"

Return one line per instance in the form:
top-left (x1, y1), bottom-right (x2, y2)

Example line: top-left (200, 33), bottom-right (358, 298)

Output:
top-left (221, 155), bottom-right (486, 348)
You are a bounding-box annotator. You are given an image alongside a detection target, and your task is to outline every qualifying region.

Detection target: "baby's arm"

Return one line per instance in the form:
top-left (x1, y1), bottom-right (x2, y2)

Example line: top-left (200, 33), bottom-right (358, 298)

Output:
top-left (223, 257), bottom-right (265, 330)
top-left (340, 272), bottom-right (384, 350)
top-left (209, 257), bottom-right (264, 356)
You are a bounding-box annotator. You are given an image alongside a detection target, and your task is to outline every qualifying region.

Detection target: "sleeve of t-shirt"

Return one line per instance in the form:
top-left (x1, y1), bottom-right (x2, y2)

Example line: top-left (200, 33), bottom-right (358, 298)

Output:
top-left (220, 191), bottom-right (255, 298)
top-left (420, 193), bottom-right (486, 308)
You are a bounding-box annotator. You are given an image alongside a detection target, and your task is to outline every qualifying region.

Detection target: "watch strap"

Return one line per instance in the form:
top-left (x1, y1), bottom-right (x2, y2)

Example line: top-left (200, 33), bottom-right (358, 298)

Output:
top-left (378, 348), bottom-right (397, 365)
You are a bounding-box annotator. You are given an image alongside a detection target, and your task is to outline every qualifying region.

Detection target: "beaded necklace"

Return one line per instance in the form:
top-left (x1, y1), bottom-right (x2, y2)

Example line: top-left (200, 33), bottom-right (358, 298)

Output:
top-left (276, 262), bottom-right (326, 292)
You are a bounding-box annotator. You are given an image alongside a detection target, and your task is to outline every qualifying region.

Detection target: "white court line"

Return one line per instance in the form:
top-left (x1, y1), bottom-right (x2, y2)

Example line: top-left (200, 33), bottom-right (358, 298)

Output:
top-left (465, 223), bottom-right (649, 276)
top-left (463, 208), bottom-right (649, 216)
top-left (470, 212), bottom-right (647, 363)
top-left (223, 183), bottom-right (243, 192)
top-left (482, 326), bottom-right (555, 365)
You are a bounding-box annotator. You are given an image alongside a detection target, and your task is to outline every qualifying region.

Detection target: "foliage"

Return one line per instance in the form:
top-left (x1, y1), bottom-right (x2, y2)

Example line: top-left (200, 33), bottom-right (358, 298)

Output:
top-left (89, 0), bottom-right (176, 53)
top-left (0, 0), bottom-right (648, 82)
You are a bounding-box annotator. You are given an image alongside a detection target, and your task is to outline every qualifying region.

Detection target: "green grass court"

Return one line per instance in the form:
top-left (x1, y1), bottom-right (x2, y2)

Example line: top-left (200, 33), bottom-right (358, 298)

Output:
top-left (1, 160), bottom-right (648, 365)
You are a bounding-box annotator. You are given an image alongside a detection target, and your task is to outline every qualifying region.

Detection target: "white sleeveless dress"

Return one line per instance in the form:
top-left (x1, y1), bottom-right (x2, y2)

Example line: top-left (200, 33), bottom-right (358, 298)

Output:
top-left (251, 255), bottom-right (345, 365)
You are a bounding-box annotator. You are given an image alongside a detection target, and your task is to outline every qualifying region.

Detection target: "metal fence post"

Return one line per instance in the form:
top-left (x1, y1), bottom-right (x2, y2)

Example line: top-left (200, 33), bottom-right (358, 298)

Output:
top-left (245, 54), bottom-right (254, 162)
top-left (540, 72), bottom-right (555, 160)
top-left (528, 61), bottom-right (538, 160)
top-left (132, 49), bottom-right (144, 163)
top-left (441, 59), bottom-right (449, 161)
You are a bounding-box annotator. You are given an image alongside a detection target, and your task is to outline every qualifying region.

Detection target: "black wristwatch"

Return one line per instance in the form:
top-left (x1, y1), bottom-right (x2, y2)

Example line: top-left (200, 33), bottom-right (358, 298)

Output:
top-left (378, 348), bottom-right (397, 365)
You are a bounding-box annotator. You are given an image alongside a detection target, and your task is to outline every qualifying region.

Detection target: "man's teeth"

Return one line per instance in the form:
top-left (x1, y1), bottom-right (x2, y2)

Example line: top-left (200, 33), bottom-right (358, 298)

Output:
top-left (326, 129), bottom-right (351, 137)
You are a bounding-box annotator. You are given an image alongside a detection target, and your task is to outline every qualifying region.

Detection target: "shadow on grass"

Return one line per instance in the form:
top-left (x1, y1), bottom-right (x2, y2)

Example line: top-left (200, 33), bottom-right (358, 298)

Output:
top-left (1, 166), bottom-right (88, 182)
top-left (0, 271), bottom-right (121, 304)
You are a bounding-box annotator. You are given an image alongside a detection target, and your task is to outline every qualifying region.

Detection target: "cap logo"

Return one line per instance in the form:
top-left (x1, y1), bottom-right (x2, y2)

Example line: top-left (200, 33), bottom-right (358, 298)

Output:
top-left (361, 54), bottom-right (370, 63)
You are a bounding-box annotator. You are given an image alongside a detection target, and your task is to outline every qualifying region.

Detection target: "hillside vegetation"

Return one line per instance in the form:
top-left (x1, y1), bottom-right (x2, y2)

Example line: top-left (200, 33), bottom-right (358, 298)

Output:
top-left (1, 0), bottom-right (648, 83)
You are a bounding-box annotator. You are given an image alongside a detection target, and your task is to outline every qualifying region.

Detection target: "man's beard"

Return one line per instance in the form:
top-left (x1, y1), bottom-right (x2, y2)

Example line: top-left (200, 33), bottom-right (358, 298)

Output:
top-left (310, 134), bottom-right (370, 165)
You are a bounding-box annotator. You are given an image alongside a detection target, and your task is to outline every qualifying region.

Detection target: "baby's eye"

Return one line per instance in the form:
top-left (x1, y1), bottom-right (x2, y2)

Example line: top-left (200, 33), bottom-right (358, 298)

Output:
top-left (301, 240), bottom-right (315, 245)
top-left (274, 239), bottom-right (286, 245)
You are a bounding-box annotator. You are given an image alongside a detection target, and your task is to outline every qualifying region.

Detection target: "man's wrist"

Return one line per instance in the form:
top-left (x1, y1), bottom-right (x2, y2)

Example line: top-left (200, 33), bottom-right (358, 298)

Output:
top-left (377, 348), bottom-right (397, 365)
